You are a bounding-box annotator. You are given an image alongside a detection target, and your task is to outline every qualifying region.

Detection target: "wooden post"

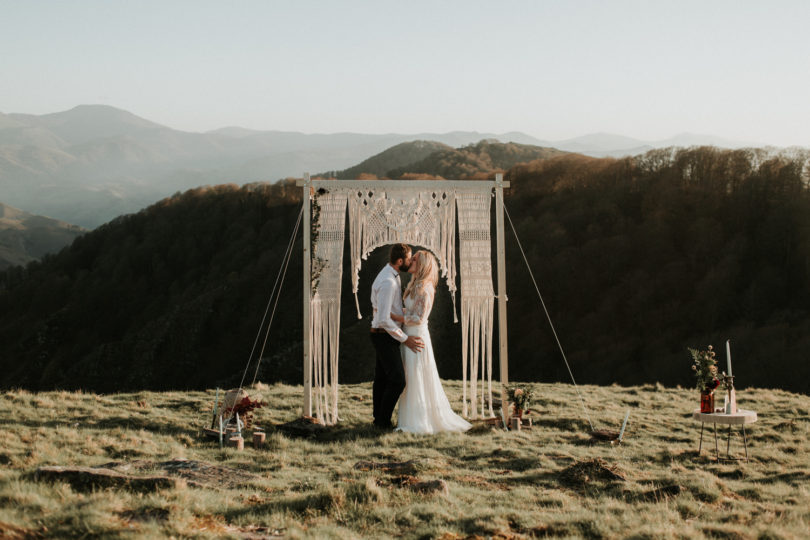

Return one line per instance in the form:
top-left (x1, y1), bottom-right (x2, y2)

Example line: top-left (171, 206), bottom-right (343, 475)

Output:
top-left (229, 436), bottom-right (244, 450)
top-left (302, 173), bottom-right (312, 418)
top-left (494, 173), bottom-right (509, 421)
top-left (253, 431), bottom-right (266, 449)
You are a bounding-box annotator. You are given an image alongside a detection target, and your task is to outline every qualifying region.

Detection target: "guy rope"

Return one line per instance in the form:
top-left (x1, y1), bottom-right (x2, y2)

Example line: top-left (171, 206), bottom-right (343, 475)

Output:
top-left (235, 205), bottom-right (303, 399)
top-left (503, 203), bottom-right (595, 432)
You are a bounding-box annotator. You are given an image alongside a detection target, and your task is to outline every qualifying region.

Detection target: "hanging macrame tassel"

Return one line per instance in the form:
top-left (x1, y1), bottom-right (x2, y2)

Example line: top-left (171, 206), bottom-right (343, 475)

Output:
top-left (486, 299), bottom-right (495, 417)
top-left (312, 298), bottom-right (323, 422)
top-left (354, 292), bottom-right (362, 319)
top-left (451, 292), bottom-right (458, 323)
top-left (329, 300), bottom-right (340, 425)
top-left (461, 298), bottom-right (469, 418)
top-left (470, 298), bottom-right (481, 419)
top-left (320, 305), bottom-right (326, 423)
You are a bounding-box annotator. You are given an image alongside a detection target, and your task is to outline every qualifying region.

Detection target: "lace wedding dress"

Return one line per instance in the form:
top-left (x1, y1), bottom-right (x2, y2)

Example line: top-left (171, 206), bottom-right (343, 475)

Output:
top-left (396, 283), bottom-right (472, 434)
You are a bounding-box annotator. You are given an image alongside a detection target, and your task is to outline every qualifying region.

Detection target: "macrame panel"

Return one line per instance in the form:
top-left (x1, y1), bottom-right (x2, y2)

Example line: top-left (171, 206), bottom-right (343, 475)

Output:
top-left (310, 191), bottom-right (347, 425)
top-left (457, 191), bottom-right (496, 419)
top-left (346, 188), bottom-right (457, 319)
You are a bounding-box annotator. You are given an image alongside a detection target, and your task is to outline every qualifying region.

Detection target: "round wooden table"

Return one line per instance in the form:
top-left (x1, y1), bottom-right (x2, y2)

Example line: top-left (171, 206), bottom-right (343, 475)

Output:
top-left (692, 409), bottom-right (757, 461)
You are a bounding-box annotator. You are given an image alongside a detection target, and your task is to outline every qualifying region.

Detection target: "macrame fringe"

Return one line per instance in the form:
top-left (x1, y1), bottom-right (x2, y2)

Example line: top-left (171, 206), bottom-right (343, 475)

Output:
top-left (354, 292), bottom-right (362, 320)
top-left (310, 297), bottom-right (341, 425)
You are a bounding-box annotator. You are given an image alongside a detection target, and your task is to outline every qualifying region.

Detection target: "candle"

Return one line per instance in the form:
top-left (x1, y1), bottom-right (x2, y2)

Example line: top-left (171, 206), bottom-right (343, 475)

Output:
top-left (726, 339), bottom-right (732, 377)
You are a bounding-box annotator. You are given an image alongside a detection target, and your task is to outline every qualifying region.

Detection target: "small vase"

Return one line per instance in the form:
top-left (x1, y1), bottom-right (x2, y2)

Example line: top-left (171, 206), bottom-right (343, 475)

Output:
top-left (513, 405), bottom-right (523, 420)
top-left (700, 391), bottom-right (714, 413)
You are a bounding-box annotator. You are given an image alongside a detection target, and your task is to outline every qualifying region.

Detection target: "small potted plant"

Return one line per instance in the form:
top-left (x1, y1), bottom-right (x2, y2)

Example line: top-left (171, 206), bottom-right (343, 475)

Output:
top-left (507, 385), bottom-right (534, 420)
top-left (688, 345), bottom-right (720, 412)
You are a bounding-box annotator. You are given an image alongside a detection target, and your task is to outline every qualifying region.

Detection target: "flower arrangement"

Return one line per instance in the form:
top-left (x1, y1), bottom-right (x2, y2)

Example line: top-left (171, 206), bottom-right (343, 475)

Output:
top-left (224, 395), bottom-right (264, 428)
top-left (507, 385), bottom-right (534, 413)
top-left (688, 345), bottom-right (720, 394)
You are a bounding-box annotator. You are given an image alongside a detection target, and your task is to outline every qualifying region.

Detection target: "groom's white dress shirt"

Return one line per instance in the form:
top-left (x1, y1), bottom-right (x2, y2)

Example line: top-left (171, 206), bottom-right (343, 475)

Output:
top-left (371, 264), bottom-right (407, 343)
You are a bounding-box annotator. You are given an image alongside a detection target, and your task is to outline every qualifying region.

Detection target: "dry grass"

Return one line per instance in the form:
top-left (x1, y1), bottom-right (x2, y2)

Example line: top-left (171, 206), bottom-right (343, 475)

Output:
top-left (0, 381), bottom-right (808, 539)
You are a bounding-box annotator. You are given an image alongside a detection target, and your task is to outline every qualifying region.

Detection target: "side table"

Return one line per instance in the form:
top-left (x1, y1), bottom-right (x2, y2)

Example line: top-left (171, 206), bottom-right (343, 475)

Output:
top-left (692, 409), bottom-right (757, 462)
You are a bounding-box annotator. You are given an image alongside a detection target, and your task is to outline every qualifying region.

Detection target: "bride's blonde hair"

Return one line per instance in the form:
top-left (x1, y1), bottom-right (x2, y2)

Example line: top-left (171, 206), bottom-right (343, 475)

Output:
top-left (404, 250), bottom-right (438, 299)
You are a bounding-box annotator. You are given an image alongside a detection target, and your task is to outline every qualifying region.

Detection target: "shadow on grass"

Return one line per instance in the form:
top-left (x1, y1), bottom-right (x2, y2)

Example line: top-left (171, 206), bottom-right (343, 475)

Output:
top-left (222, 490), bottom-right (342, 520)
top-left (487, 456), bottom-right (541, 471)
top-left (0, 416), bottom-right (196, 437)
top-left (452, 515), bottom-right (586, 539)
top-left (531, 417), bottom-right (592, 431)
top-left (751, 471), bottom-right (810, 485)
top-left (276, 422), bottom-right (394, 443)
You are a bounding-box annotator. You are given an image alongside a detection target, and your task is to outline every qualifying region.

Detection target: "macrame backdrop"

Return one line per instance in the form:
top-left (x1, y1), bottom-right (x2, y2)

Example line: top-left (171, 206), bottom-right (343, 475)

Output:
top-left (347, 188), bottom-right (457, 321)
top-left (309, 191), bottom-right (347, 425)
top-left (309, 185), bottom-right (496, 424)
top-left (457, 192), bottom-right (496, 419)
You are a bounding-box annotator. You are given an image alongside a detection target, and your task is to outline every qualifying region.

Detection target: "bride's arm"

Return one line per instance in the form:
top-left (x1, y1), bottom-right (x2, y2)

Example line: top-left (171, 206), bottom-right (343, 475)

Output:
top-left (390, 312), bottom-right (404, 323)
top-left (403, 284), bottom-right (434, 326)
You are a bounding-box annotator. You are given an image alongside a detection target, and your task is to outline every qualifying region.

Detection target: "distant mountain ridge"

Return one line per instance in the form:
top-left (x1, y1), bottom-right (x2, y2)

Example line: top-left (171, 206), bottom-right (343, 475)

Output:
top-left (332, 139), bottom-right (568, 180)
top-left (1, 104), bottom-right (770, 228)
top-left (0, 203), bottom-right (85, 270)
top-left (547, 132), bottom-right (761, 158)
top-left (8, 104), bottom-right (167, 146)
top-left (332, 140), bottom-right (452, 178)
top-left (0, 105), bottom-right (545, 227)
top-left (385, 140), bottom-right (567, 179)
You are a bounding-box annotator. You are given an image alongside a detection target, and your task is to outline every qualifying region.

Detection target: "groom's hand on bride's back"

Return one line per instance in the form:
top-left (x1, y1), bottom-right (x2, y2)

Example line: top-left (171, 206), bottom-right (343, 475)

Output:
top-left (404, 336), bottom-right (424, 352)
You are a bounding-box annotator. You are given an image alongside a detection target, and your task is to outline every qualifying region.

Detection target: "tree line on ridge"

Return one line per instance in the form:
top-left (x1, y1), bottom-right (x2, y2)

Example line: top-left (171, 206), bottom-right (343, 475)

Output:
top-left (1, 146), bottom-right (808, 394)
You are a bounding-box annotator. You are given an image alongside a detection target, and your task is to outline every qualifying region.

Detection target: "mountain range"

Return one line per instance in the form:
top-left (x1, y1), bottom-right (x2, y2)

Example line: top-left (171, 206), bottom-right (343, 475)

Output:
top-left (1, 105), bottom-right (762, 229)
top-left (331, 139), bottom-right (568, 180)
top-left (0, 203), bottom-right (85, 270)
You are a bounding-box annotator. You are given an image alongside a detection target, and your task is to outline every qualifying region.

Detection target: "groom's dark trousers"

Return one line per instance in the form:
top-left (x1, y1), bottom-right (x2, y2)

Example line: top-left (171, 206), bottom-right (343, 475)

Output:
top-left (371, 331), bottom-right (406, 427)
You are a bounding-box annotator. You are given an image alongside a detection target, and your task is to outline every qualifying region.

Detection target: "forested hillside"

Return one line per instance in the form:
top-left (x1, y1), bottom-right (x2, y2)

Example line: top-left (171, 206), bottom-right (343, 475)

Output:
top-left (0, 183), bottom-right (304, 391)
top-left (332, 140), bottom-right (451, 179)
top-left (326, 139), bottom-right (566, 181)
top-left (0, 203), bottom-right (85, 270)
top-left (386, 140), bottom-right (567, 179)
top-left (504, 147), bottom-right (810, 393)
top-left (1, 146), bottom-right (809, 393)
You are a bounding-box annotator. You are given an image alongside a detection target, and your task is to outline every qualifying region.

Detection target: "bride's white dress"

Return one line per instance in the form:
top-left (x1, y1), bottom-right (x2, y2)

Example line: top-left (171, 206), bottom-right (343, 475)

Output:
top-left (396, 282), bottom-right (471, 434)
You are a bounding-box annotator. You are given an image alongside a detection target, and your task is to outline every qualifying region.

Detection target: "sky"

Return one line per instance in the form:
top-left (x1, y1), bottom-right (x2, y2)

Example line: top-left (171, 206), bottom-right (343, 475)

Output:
top-left (2, 0), bottom-right (810, 146)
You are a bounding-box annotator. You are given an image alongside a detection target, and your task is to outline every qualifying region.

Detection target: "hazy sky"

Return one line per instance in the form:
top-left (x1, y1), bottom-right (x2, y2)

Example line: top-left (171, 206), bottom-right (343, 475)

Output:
top-left (2, 0), bottom-right (809, 146)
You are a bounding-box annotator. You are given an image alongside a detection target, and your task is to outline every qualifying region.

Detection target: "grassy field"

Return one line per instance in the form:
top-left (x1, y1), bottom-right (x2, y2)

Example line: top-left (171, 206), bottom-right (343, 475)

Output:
top-left (0, 381), bottom-right (808, 539)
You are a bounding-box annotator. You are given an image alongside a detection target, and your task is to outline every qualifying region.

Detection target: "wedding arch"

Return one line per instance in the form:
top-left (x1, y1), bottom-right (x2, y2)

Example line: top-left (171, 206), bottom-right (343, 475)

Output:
top-left (297, 174), bottom-right (511, 425)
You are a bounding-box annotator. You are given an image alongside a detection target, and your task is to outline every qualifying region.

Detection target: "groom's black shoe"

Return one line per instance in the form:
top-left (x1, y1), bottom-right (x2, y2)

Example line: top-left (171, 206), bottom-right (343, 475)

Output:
top-left (373, 420), bottom-right (394, 431)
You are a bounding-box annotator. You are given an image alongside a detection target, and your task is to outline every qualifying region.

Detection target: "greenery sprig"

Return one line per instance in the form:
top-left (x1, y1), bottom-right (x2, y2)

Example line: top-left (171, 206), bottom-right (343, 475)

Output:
top-left (688, 345), bottom-right (720, 393)
top-left (310, 190), bottom-right (327, 295)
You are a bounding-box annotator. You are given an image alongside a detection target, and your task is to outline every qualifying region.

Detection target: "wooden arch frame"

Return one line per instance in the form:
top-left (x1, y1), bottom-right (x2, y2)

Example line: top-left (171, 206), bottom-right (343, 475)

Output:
top-left (296, 174), bottom-right (511, 420)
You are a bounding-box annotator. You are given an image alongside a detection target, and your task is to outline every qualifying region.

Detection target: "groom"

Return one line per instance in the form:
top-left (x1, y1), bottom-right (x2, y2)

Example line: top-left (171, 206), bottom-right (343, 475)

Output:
top-left (370, 243), bottom-right (424, 429)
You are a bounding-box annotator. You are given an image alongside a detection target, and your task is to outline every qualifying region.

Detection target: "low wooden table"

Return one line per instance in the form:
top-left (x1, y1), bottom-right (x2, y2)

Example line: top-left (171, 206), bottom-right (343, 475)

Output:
top-left (692, 409), bottom-right (757, 462)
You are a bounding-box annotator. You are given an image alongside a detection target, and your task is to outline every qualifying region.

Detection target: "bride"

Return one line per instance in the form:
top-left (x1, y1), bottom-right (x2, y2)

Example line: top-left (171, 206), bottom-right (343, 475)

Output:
top-left (392, 250), bottom-right (471, 434)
